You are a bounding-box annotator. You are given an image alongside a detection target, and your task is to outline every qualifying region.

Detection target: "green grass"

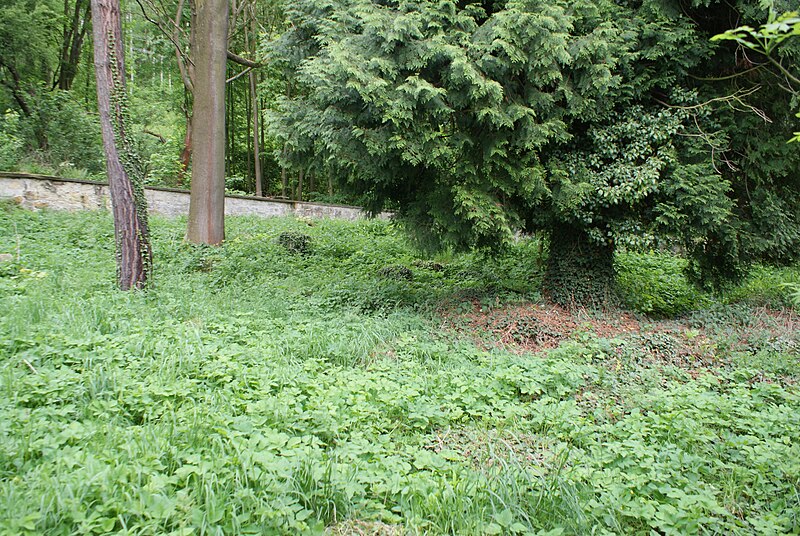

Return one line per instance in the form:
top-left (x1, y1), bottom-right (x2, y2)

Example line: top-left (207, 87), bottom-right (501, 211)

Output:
top-left (1, 205), bottom-right (799, 535)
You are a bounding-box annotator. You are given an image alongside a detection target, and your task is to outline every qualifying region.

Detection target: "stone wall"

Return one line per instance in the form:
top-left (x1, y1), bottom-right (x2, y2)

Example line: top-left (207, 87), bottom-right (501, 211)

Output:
top-left (0, 173), bottom-right (377, 221)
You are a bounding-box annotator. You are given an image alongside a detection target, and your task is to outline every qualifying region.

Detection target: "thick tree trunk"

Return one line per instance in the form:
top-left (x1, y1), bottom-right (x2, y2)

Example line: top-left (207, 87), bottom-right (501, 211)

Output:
top-left (543, 222), bottom-right (617, 307)
top-left (186, 0), bottom-right (228, 245)
top-left (91, 0), bottom-right (152, 290)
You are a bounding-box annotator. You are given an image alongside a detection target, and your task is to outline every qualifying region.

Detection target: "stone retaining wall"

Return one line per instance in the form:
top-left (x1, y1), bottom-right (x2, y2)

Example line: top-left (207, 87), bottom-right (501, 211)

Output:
top-left (0, 173), bottom-right (376, 221)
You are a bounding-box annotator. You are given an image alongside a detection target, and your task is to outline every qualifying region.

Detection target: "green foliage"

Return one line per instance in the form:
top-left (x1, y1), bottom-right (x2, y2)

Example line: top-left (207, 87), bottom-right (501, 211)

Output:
top-left (0, 110), bottom-right (22, 169)
top-left (16, 90), bottom-right (104, 174)
top-left (277, 230), bottom-right (313, 255)
top-left (616, 252), bottom-right (709, 317)
top-left (267, 0), bottom-right (747, 302)
top-left (784, 283), bottom-right (800, 308)
top-left (544, 224), bottom-right (618, 307)
top-left (712, 10), bottom-right (800, 57)
top-left (1, 208), bottom-right (800, 534)
top-left (0, 0), bottom-right (61, 107)
top-left (129, 85), bottom-right (187, 188)
top-left (724, 264), bottom-right (800, 308)
top-left (145, 146), bottom-right (184, 187)
top-left (701, 5), bottom-right (800, 266)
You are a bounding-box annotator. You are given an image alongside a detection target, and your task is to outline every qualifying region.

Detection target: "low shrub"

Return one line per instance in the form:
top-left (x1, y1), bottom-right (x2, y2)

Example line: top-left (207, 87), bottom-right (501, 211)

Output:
top-left (616, 252), bottom-right (708, 317)
top-left (277, 231), bottom-right (312, 255)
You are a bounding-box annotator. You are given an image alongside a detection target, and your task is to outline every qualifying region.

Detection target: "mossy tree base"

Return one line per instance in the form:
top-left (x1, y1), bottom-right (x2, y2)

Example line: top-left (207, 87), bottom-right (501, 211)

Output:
top-left (543, 223), bottom-right (618, 308)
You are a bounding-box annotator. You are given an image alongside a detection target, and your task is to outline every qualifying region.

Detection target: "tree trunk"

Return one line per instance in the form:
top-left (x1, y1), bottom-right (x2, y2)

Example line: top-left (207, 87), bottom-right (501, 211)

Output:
top-left (179, 109), bottom-right (192, 183)
top-left (280, 145), bottom-right (288, 197)
top-left (248, 14), bottom-right (262, 196)
top-left (259, 96), bottom-right (265, 193)
top-left (91, 0), bottom-right (153, 290)
top-left (296, 168), bottom-right (304, 201)
top-left (186, 0), bottom-right (228, 245)
top-left (250, 70), bottom-right (262, 196)
top-left (543, 222), bottom-right (617, 308)
top-left (56, 0), bottom-right (91, 90)
top-left (174, 0), bottom-right (195, 183)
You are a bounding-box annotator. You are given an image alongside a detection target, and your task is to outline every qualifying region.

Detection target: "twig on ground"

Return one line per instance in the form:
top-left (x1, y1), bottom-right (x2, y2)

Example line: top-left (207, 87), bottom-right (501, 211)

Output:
top-left (22, 359), bottom-right (37, 374)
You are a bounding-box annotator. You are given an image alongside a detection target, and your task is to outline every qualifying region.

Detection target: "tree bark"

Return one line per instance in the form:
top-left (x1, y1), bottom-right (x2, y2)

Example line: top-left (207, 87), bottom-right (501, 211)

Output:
top-left (179, 106), bottom-right (192, 182)
top-left (185, 0), bottom-right (228, 245)
top-left (91, 0), bottom-right (153, 290)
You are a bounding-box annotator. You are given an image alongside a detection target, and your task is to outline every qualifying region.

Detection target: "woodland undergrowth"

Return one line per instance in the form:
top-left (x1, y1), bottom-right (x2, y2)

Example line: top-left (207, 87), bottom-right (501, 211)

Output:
top-left (0, 205), bottom-right (798, 535)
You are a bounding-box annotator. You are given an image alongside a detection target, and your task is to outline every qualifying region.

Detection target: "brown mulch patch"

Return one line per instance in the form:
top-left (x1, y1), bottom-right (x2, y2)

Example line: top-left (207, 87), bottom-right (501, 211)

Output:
top-left (440, 299), bottom-right (640, 354)
top-left (440, 299), bottom-right (799, 375)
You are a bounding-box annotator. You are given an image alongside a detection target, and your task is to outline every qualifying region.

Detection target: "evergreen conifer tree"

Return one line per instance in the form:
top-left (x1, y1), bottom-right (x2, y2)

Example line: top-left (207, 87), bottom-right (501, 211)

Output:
top-left (268, 0), bottom-right (798, 304)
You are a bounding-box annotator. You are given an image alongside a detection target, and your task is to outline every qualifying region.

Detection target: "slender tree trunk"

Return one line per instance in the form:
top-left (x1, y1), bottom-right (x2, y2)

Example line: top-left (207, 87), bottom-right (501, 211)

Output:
top-left (245, 76), bottom-right (252, 185)
top-left (174, 0), bottom-right (195, 181)
top-left (225, 67), bottom-right (232, 175)
top-left (296, 168), bottom-right (304, 201)
top-left (56, 0), bottom-right (91, 90)
top-left (250, 71), bottom-right (262, 196)
top-left (91, 0), bottom-right (153, 290)
top-left (245, 13), bottom-right (262, 196)
top-left (186, 0), bottom-right (228, 245)
top-left (281, 145), bottom-right (288, 197)
top-left (179, 108), bottom-right (192, 183)
top-left (259, 96), bottom-right (265, 193)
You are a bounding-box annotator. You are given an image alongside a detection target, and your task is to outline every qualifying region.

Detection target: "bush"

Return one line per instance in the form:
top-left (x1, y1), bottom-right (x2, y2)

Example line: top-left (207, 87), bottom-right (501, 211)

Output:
top-left (724, 264), bottom-right (800, 307)
top-left (18, 90), bottom-right (103, 173)
top-left (616, 252), bottom-right (708, 317)
top-left (0, 109), bottom-right (23, 170)
top-left (145, 145), bottom-right (184, 188)
top-left (277, 231), bottom-right (312, 255)
top-left (783, 283), bottom-right (800, 309)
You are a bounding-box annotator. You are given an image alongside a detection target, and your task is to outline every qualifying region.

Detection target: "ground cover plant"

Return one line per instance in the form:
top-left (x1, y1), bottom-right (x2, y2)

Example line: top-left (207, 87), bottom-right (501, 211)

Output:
top-left (1, 205), bottom-right (799, 535)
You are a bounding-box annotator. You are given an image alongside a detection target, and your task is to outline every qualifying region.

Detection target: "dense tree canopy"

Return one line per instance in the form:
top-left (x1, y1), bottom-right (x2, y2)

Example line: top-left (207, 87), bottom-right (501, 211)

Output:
top-left (267, 0), bottom-right (800, 302)
top-left (0, 0), bottom-right (797, 302)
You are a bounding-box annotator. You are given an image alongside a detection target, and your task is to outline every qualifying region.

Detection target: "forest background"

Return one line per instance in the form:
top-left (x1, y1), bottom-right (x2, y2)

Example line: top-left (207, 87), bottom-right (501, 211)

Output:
top-left (0, 0), bottom-right (799, 300)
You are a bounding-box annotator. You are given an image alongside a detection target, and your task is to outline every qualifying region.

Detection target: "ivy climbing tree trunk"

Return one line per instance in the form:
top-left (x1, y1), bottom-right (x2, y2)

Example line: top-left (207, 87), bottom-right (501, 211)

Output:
top-left (543, 222), bottom-right (617, 308)
top-left (185, 0), bottom-right (228, 245)
top-left (91, 0), bottom-right (153, 290)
